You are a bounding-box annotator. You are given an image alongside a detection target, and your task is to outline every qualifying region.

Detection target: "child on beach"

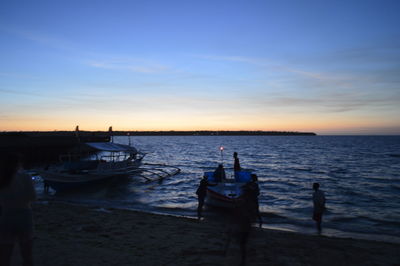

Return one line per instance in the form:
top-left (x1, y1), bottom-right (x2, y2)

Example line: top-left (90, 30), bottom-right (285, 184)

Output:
top-left (312, 182), bottom-right (326, 234)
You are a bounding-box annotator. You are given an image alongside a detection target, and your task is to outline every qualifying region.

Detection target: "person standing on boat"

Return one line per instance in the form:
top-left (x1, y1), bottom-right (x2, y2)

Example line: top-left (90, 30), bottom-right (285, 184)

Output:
top-left (0, 153), bottom-right (37, 266)
top-left (312, 182), bottom-right (326, 234)
top-left (196, 176), bottom-right (213, 220)
top-left (233, 152), bottom-right (241, 175)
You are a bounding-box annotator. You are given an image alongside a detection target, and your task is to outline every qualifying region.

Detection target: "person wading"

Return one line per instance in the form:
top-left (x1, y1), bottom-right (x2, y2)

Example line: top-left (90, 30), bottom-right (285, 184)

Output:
top-left (312, 182), bottom-right (326, 234)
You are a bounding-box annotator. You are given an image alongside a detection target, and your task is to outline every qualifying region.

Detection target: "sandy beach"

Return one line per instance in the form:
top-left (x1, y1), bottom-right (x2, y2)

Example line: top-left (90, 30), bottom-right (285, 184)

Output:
top-left (10, 201), bottom-right (400, 266)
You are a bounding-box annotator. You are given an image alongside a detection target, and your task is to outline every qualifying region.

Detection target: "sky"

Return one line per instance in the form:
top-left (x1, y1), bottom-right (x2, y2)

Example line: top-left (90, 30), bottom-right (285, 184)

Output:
top-left (0, 0), bottom-right (399, 135)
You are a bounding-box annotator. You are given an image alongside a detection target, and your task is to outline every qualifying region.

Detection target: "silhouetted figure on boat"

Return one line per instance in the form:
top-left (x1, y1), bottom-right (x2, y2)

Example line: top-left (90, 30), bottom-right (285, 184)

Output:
top-left (233, 152), bottom-right (241, 173)
top-left (0, 153), bottom-right (36, 266)
top-left (312, 182), bottom-right (326, 234)
top-left (213, 164), bottom-right (226, 182)
top-left (243, 174), bottom-right (262, 227)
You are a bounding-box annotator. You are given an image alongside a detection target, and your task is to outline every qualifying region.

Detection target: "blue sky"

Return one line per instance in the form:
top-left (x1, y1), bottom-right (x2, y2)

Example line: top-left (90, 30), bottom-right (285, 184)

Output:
top-left (1, 0), bottom-right (399, 134)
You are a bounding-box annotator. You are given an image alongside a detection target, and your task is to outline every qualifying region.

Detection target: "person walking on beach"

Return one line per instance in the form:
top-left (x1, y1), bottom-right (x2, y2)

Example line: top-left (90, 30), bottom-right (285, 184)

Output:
top-left (312, 182), bottom-right (326, 234)
top-left (196, 176), bottom-right (213, 220)
top-left (227, 187), bottom-right (253, 266)
top-left (0, 153), bottom-right (37, 266)
top-left (233, 152), bottom-right (241, 173)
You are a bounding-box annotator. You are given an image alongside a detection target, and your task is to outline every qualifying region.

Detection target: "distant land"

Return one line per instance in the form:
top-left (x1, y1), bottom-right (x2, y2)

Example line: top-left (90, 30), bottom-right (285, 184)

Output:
top-left (119, 130), bottom-right (317, 136)
top-left (0, 130), bottom-right (316, 137)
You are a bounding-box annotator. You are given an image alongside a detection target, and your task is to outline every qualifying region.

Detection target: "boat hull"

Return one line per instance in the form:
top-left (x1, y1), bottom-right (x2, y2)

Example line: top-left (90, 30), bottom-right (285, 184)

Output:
top-left (41, 171), bottom-right (130, 192)
top-left (40, 159), bottom-right (143, 192)
top-left (206, 181), bottom-right (246, 209)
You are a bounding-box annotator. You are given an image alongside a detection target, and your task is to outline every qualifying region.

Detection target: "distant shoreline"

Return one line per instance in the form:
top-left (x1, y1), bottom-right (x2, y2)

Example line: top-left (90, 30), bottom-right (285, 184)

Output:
top-left (0, 130), bottom-right (317, 136)
top-left (0, 130), bottom-right (315, 166)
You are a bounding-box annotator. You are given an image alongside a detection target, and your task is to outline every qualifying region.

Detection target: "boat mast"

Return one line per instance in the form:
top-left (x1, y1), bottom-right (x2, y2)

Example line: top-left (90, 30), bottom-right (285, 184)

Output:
top-left (220, 146), bottom-right (224, 165)
top-left (109, 126), bottom-right (114, 162)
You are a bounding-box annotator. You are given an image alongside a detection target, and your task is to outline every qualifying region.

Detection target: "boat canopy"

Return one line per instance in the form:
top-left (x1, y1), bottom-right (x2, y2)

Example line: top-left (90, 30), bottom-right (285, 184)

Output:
top-left (85, 142), bottom-right (138, 153)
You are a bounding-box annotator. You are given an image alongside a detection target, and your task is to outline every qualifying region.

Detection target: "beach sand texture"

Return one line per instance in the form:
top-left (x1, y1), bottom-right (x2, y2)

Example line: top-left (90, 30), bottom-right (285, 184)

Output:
top-left (11, 202), bottom-right (400, 266)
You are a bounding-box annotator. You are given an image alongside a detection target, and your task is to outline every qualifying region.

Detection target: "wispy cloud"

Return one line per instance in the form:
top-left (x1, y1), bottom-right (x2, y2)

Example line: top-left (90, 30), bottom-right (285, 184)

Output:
top-left (87, 59), bottom-right (171, 74)
top-left (0, 72), bottom-right (40, 80)
top-left (195, 55), bottom-right (268, 65)
top-left (195, 54), bottom-right (335, 81)
top-left (0, 25), bottom-right (76, 51)
top-left (245, 89), bottom-right (400, 114)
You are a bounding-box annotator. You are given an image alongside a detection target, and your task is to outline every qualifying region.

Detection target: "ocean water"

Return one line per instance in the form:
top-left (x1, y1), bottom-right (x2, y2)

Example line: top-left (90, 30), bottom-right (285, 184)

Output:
top-left (34, 135), bottom-right (400, 243)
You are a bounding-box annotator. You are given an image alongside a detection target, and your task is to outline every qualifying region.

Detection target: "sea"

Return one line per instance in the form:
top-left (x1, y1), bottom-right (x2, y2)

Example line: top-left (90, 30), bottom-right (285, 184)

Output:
top-left (33, 135), bottom-right (400, 243)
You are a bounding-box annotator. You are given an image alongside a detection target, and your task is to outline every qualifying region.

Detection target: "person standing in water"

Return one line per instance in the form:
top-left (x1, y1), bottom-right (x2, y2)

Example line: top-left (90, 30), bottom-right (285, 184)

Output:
top-left (196, 176), bottom-right (213, 220)
top-left (0, 153), bottom-right (37, 266)
top-left (244, 174), bottom-right (263, 227)
top-left (312, 182), bottom-right (326, 234)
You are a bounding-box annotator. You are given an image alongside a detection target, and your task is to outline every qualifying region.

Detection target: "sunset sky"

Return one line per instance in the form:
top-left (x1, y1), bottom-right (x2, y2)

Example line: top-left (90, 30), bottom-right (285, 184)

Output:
top-left (1, 0), bottom-right (399, 134)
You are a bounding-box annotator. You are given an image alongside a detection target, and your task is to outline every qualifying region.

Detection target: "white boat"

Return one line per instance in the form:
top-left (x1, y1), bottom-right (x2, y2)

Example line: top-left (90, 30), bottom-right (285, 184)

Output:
top-left (39, 142), bottom-right (145, 192)
top-left (205, 170), bottom-right (253, 208)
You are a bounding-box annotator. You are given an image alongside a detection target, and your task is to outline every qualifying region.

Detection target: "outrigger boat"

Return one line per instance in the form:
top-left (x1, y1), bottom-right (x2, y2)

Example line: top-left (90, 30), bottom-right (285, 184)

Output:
top-left (39, 142), bottom-right (145, 192)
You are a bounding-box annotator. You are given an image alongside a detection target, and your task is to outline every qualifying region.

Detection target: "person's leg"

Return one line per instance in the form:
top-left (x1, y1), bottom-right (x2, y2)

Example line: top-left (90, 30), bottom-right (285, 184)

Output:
top-left (0, 244), bottom-right (15, 266)
top-left (19, 239), bottom-right (34, 266)
top-left (197, 197), bottom-right (204, 219)
top-left (239, 231), bottom-right (249, 266)
top-left (314, 212), bottom-right (322, 234)
top-left (255, 201), bottom-right (262, 227)
top-left (223, 227), bottom-right (232, 256)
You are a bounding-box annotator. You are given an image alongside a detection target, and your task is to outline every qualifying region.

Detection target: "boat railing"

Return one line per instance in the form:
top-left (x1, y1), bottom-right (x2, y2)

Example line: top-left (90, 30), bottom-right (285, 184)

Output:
top-left (100, 153), bottom-right (129, 162)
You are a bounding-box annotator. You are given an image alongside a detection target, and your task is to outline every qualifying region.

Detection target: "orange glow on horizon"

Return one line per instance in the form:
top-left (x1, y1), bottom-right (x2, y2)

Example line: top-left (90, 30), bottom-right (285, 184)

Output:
top-left (0, 111), bottom-right (399, 134)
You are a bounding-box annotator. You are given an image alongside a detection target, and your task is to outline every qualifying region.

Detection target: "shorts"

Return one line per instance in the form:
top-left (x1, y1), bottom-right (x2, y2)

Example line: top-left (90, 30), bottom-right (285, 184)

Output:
top-left (0, 208), bottom-right (34, 244)
top-left (313, 211), bottom-right (323, 223)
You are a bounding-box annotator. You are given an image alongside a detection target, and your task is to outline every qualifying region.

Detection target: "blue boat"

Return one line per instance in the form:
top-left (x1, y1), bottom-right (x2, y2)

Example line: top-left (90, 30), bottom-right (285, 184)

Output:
top-left (205, 170), bottom-right (253, 208)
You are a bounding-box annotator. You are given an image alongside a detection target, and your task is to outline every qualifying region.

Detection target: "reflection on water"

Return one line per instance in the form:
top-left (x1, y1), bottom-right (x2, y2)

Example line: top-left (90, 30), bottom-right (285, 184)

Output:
top-left (35, 135), bottom-right (400, 243)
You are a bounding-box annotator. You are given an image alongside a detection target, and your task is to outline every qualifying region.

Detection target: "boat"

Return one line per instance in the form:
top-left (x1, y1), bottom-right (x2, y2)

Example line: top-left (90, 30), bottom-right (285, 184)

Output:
top-left (205, 169), bottom-right (253, 208)
top-left (39, 142), bottom-right (145, 192)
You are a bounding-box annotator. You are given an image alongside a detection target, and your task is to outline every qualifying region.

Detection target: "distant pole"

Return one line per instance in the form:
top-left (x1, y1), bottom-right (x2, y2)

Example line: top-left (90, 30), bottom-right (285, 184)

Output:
top-left (128, 132), bottom-right (131, 146)
top-left (109, 126), bottom-right (113, 143)
top-left (75, 125), bottom-right (80, 143)
top-left (220, 146), bottom-right (224, 165)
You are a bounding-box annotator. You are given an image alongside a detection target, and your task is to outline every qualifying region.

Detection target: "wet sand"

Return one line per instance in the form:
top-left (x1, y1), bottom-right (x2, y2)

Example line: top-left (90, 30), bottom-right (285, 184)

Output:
top-left (12, 201), bottom-right (400, 266)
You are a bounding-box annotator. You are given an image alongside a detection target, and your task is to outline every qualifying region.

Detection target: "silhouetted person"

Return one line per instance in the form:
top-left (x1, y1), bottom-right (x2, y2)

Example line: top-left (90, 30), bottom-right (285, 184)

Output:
top-left (213, 164), bottom-right (226, 182)
top-left (0, 153), bottom-right (37, 266)
top-left (225, 186), bottom-right (254, 266)
top-left (244, 174), bottom-right (262, 227)
top-left (312, 182), bottom-right (326, 234)
top-left (196, 176), bottom-right (214, 220)
top-left (233, 152), bottom-right (241, 173)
